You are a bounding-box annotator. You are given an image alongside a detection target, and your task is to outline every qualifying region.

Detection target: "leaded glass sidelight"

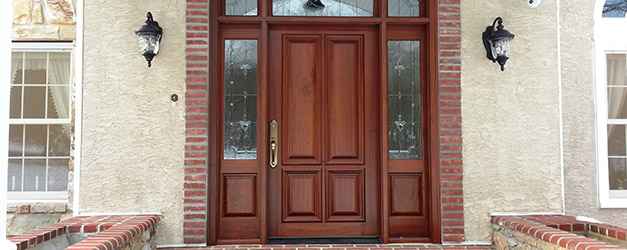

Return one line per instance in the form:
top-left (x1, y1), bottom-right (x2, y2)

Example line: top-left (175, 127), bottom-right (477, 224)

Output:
top-left (388, 0), bottom-right (420, 17)
top-left (388, 41), bottom-right (421, 159)
top-left (225, 0), bottom-right (258, 16)
top-left (224, 40), bottom-right (258, 159)
top-left (272, 0), bottom-right (373, 17)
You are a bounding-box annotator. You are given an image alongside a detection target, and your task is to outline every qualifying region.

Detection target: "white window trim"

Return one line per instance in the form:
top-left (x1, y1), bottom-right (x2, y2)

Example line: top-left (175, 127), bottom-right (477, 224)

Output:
top-left (8, 42), bottom-right (74, 202)
top-left (595, 0), bottom-right (627, 208)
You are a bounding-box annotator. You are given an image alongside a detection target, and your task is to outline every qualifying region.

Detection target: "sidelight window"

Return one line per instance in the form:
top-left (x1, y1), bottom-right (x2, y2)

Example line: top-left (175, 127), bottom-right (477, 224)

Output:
top-left (388, 41), bottom-right (421, 159)
top-left (224, 40), bottom-right (258, 160)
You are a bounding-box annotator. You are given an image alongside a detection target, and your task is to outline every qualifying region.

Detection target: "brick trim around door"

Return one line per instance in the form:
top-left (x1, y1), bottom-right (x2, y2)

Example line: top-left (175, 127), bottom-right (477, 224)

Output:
top-left (437, 0), bottom-right (464, 243)
top-left (182, 0), bottom-right (464, 244)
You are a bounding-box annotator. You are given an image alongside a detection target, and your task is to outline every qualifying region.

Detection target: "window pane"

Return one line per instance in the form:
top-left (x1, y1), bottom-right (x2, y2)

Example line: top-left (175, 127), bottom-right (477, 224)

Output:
top-left (47, 86), bottom-right (70, 119)
top-left (603, 0), bottom-right (627, 18)
top-left (388, 0), bottom-right (420, 17)
top-left (607, 54), bottom-right (627, 119)
top-left (49, 125), bottom-right (70, 156)
top-left (24, 125), bottom-right (47, 157)
top-left (224, 40), bottom-right (258, 159)
top-left (23, 53), bottom-right (47, 84)
top-left (48, 53), bottom-right (71, 84)
top-left (388, 41), bottom-right (421, 159)
top-left (11, 52), bottom-right (23, 84)
top-left (23, 159), bottom-right (46, 191)
top-left (23, 86), bottom-right (46, 118)
top-left (225, 0), bottom-right (258, 16)
top-left (273, 0), bottom-right (373, 16)
top-left (10, 86), bottom-right (22, 118)
top-left (48, 159), bottom-right (69, 191)
top-left (8, 159), bottom-right (22, 192)
top-left (609, 158), bottom-right (627, 190)
top-left (9, 125), bottom-right (23, 157)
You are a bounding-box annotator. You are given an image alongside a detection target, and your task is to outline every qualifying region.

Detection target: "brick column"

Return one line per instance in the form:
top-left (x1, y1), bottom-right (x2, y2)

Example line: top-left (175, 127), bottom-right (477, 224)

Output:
top-left (183, 0), bottom-right (210, 245)
top-left (438, 0), bottom-right (464, 243)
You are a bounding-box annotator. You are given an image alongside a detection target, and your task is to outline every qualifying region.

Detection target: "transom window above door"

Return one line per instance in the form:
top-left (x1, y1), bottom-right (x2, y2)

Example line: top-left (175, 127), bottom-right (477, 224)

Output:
top-left (223, 0), bottom-right (422, 17)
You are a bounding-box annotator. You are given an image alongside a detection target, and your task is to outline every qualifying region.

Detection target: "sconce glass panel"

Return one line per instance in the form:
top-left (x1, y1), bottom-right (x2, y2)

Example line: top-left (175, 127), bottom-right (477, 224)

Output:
top-left (224, 40), bottom-right (258, 160)
top-left (388, 0), bottom-right (420, 17)
top-left (603, 0), bottom-right (627, 18)
top-left (272, 0), bottom-right (373, 17)
top-left (388, 41), bottom-right (421, 160)
top-left (225, 0), bottom-right (258, 16)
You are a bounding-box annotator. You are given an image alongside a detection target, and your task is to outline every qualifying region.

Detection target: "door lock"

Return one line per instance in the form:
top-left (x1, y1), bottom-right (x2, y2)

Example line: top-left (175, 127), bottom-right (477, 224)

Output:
top-left (270, 120), bottom-right (278, 168)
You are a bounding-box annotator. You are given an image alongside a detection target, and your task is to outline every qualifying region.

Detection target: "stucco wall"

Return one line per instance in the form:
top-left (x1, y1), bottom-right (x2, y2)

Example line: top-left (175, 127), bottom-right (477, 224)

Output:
top-left (561, 0), bottom-right (627, 227)
top-left (461, 0), bottom-right (563, 241)
top-left (81, 0), bottom-right (186, 245)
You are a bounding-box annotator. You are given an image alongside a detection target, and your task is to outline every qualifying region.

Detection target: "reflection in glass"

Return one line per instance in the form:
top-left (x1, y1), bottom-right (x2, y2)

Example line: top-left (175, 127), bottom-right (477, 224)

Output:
top-left (8, 160), bottom-right (22, 191)
top-left (24, 125), bottom-right (47, 157)
top-left (603, 0), bottom-right (627, 18)
top-left (10, 86), bottom-right (22, 118)
top-left (23, 159), bottom-right (46, 191)
top-left (388, 41), bottom-right (421, 159)
top-left (388, 0), bottom-right (420, 17)
top-left (9, 125), bottom-right (23, 157)
top-left (610, 158), bottom-right (627, 190)
top-left (48, 159), bottom-right (69, 191)
top-left (273, 0), bottom-right (373, 16)
top-left (224, 40), bottom-right (258, 159)
top-left (225, 0), bottom-right (258, 16)
top-left (607, 54), bottom-right (627, 119)
top-left (23, 86), bottom-right (46, 118)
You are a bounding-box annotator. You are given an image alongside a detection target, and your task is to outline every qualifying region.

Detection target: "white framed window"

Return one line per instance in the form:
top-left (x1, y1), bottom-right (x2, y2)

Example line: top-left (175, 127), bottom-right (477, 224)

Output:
top-left (8, 43), bottom-right (73, 201)
top-left (595, 0), bottom-right (627, 207)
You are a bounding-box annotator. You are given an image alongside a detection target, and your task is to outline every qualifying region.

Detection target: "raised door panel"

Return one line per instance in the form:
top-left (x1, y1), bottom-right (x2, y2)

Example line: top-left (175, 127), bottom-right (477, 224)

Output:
top-left (282, 36), bottom-right (322, 165)
top-left (389, 174), bottom-right (422, 216)
top-left (282, 170), bottom-right (322, 222)
top-left (223, 174), bottom-right (258, 217)
top-left (326, 36), bottom-right (364, 164)
top-left (326, 169), bottom-right (365, 222)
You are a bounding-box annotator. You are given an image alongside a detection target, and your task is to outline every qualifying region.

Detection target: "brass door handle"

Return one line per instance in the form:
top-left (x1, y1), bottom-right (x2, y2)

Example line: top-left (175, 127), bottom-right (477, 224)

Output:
top-left (270, 120), bottom-right (278, 168)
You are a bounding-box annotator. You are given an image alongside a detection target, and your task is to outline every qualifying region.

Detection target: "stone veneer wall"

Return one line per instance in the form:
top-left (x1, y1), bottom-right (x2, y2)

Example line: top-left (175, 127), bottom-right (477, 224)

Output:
top-left (7, 203), bottom-right (72, 237)
top-left (12, 0), bottom-right (76, 41)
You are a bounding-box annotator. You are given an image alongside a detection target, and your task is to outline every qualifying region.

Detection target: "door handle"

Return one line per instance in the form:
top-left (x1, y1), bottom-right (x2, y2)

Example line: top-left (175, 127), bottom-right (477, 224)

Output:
top-left (270, 120), bottom-right (278, 168)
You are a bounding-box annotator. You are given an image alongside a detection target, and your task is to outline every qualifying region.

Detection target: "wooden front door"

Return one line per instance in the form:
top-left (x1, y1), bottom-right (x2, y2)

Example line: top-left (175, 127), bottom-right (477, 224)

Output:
top-left (267, 27), bottom-right (380, 237)
top-left (211, 0), bottom-right (439, 245)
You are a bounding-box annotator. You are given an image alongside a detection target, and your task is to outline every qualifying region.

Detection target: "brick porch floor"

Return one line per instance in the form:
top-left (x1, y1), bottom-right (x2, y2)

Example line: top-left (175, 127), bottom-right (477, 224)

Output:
top-left (160, 244), bottom-right (494, 250)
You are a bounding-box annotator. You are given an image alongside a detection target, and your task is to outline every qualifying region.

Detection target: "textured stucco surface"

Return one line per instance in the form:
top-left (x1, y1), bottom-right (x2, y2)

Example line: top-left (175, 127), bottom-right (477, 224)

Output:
top-left (561, 0), bottom-right (627, 227)
top-left (461, 0), bottom-right (563, 241)
top-left (81, 0), bottom-right (186, 245)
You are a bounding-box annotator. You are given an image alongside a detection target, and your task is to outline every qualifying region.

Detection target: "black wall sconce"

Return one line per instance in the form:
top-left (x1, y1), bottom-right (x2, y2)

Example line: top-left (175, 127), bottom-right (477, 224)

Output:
top-left (482, 17), bottom-right (515, 71)
top-left (135, 12), bottom-right (163, 67)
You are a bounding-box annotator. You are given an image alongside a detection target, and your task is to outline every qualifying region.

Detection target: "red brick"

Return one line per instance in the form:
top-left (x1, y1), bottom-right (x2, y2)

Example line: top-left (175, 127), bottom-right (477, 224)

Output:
top-left (441, 168), bottom-right (463, 174)
top-left (441, 123), bottom-right (462, 130)
top-left (184, 222), bottom-right (206, 228)
top-left (443, 220), bottom-right (464, 227)
top-left (440, 65), bottom-right (461, 71)
top-left (440, 6), bottom-right (460, 13)
top-left (441, 175), bottom-right (463, 182)
top-left (184, 198), bottom-right (206, 204)
top-left (441, 160), bottom-right (463, 166)
top-left (442, 145), bottom-right (462, 151)
top-left (440, 116), bottom-right (462, 123)
top-left (439, 15), bottom-right (460, 21)
top-left (440, 0), bottom-right (460, 4)
top-left (443, 205), bottom-right (463, 211)
top-left (186, 137), bottom-right (207, 143)
top-left (441, 137), bottom-right (462, 144)
top-left (184, 183), bottom-right (206, 189)
top-left (186, 92), bottom-right (207, 99)
top-left (185, 130), bottom-right (207, 136)
top-left (442, 189), bottom-right (463, 196)
top-left (185, 151), bottom-right (207, 158)
top-left (441, 130), bottom-right (462, 137)
top-left (184, 167), bottom-right (207, 174)
top-left (185, 214), bottom-right (206, 220)
top-left (185, 190), bottom-right (206, 197)
top-left (442, 197), bottom-right (463, 203)
top-left (442, 235), bottom-right (464, 242)
top-left (442, 182), bottom-right (462, 188)
top-left (185, 175), bottom-right (207, 182)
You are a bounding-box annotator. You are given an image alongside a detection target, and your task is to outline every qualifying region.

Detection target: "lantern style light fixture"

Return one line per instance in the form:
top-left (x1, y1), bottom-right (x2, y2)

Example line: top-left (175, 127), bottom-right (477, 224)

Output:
top-left (135, 12), bottom-right (163, 67)
top-left (482, 17), bottom-right (515, 71)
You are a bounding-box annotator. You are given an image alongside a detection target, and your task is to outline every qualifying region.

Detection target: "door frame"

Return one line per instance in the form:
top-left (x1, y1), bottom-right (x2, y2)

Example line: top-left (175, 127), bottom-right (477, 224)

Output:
top-left (207, 0), bottom-right (441, 245)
